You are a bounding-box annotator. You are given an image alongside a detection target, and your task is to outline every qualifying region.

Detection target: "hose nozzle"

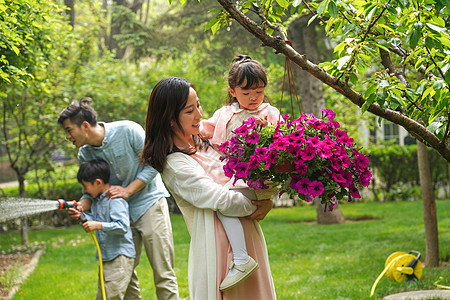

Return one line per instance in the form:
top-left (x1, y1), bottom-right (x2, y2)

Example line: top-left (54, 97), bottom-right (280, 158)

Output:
top-left (56, 199), bottom-right (79, 210)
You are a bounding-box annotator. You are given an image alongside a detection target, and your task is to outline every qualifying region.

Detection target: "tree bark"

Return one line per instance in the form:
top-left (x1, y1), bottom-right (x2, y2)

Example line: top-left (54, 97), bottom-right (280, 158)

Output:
top-left (110, 0), bottom-right (127, 59)
top-left (417, 141), bottom-right (439, 267)
top-left (18, 175), bottom-right (28, 245)
top-left (64, 0), bottom-right (75, 28)
top-left (288, 16), bottom-right (345, 224)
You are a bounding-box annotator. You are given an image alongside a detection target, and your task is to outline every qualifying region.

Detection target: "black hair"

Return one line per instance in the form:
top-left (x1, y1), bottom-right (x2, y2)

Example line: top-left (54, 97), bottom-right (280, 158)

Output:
top-left (226, 54), bottom-right (268, 104)
top-left (57, 97), bottom-right (97, 127)
top-left (141, 77), bottom-right (208, 172)
top-left (77, 159), bottom-right (110, 184)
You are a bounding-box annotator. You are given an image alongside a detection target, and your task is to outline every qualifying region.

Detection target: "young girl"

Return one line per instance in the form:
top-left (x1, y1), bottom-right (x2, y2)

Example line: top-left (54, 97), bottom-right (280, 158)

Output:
top-left (200, 55), bottom-right (280, 291)
top-left (141, 77), bottom-right (277, 299)
top-left (200, 54), bottom-right (280, 145)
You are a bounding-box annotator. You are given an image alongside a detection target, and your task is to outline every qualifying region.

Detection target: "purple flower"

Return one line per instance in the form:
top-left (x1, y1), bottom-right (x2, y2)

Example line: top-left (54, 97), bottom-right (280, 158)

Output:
top-left (295, 178), bottom-right (311, 195)
top-left (235, 162), bottom-right (249, 178)
top-left (246, 131), bottom-right (260, 144)
top-left (339, 154), bottom-right (351, 168)
top-left (218, 140), bottom-right (229, 153)
top-left (248, 155), bottom-right (260, 169)
top-left (304, 194), bottom-right (314, 202)
top-left (270, 137), bottom-right (290, 151)
top-left (349, 184), bottom-right (361, 198)
top-left (309, 180), bottom-right (324, 197)
top-left (342, 136), bottom-right (354, 147)
top-left (225, 157), bottom-right (240, 169)
top-left (295, 161), bottom-right (308, 175)
top-left (265, 150), bottom-right (278, 169)
top-left (322, 109), bottom-right (336, 121)
top-left (340, 171), bottom-right (353, 187)
top-left (247, 177), bottom-right (265, 189)
top-left (359, 169), bottom-right (372, 187)
top-left (318, 144), bottom-right (333, 159)
top-left (330, 157), bottom-right (341, 170)
top-left (299, 145), bottom-right (317, 161)
top-left (254, 148), bottom-right (268, 159)
top-left (354, 153), bottom-right (370, 171)
top-left (334, 130), bottom-right (349, 143)
top-left (307, 136), bottom-right (321, 147)
top-left (234, 124), bottom-right (249, 136)
top-left (243, 118), bottom-right (258, 127)
top-left (223, 164), bottom-right (235, 178)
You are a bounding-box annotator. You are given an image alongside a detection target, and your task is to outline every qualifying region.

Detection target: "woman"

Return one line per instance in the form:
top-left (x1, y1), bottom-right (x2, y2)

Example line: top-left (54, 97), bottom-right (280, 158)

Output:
top-left (141, 77), bottom-right (276, 299)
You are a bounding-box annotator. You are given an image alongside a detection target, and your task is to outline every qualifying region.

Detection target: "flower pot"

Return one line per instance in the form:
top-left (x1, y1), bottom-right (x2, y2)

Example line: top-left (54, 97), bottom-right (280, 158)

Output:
top-left (274, 160), bottom-right (295, 173)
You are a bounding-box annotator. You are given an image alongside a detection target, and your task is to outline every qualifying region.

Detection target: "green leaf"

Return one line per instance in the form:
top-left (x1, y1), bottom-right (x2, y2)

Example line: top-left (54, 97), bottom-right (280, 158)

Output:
top-left (425, 23), bottom-right (446, 33)
top-left (361, 93), bottom-right (376, 113)
top-left (445, 70), bottom-right (450, 86)
top-left (424, 36), bottom-right (435, 49)
top-left (328, 1), bottom-right (338, 19)
top-left (337, 55), bottom-right (351, 69)
top-left (275, 0), bottom-right (290, 9)
top-left (11, 45), bottom-right (20, 55)
top-left (364, 84), bottom-right (377, 98)
top-left (317, 0), bottom-right (330, 15)
top-left (409, 27), bottom-right (421, 49)
top-left (292, 0), bottom-right (302, 7)
top-left (307, 14), bottom-right (319, 26)
top-left (414, 57), bottom-right (426, 70)
top-left (422, 86), bottom-right (436, 100)
top-left (204, 15), bottom-right (220, 32)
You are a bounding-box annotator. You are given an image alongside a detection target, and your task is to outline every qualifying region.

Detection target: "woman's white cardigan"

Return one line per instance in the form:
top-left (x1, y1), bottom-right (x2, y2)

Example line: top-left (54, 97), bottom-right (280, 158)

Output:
top-left (162, 152), bottom-right (258, 300)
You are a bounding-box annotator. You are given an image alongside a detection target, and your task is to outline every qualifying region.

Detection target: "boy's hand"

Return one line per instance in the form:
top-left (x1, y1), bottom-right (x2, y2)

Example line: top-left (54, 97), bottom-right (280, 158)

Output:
top-left (82, 221), bottom-right (102, 233)
top-left (67, 207), bottom-right (81, 220)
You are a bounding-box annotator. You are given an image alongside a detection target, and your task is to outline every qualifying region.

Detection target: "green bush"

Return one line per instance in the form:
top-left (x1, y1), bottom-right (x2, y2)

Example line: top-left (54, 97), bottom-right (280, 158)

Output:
top-left (366, 144), bottom-right (448, 201)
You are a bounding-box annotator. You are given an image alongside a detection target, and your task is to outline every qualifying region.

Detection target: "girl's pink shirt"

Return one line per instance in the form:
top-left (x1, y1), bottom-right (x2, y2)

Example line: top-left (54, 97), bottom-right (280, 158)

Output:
top-left (200, 103), bottom-right (281, 146)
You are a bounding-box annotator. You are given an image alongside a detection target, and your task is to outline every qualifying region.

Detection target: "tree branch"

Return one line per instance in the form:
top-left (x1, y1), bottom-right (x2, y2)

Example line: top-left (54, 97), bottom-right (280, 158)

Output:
top-left (216, 0), bottom-right (450, 162)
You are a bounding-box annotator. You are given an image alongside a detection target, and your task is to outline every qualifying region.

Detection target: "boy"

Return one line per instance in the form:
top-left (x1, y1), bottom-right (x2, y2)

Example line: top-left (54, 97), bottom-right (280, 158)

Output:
top-left (77, 159), bottom-right (138, 300)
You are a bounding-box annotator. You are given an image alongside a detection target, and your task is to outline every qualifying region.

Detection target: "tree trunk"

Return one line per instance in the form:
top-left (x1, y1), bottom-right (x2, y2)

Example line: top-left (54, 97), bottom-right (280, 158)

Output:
top-left (64, 0), bottom-right (75, 28)
top-left (288, 16), bottom-right (345, 224)
top-left (18, 175), bottom-right (28, 245)
top-left (110, 0), bottom-right (127, 59)
top-left (417, 141), bottom-right (439, 266)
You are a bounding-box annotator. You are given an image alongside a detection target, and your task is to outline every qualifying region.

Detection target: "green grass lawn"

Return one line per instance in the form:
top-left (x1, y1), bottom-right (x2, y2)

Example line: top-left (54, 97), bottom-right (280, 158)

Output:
top-left (1, 200), bottom-right (449, 299)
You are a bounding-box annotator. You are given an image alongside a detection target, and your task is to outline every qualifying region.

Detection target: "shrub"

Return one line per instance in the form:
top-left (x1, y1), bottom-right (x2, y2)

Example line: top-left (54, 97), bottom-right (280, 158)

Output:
top-left (366, 144), bottom-right (448, 201)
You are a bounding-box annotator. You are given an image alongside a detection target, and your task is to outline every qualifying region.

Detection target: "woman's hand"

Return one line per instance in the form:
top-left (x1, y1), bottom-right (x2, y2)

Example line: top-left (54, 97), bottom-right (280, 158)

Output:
top-left (247, 199), bottom-right (273, 221)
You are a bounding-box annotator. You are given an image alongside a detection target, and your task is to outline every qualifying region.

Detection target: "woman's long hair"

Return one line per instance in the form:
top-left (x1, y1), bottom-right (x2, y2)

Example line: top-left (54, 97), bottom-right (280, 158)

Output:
top-left (141, 77), bottom-right (207, 172)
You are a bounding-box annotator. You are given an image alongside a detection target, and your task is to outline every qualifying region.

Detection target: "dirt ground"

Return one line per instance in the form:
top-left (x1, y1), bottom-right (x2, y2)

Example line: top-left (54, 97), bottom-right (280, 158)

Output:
top-left (0, 252), bottom-right (35, 299)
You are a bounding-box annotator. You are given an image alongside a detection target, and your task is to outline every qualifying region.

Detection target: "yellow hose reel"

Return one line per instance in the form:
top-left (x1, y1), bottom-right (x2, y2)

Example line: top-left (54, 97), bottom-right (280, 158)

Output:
top-left (370, 251), bottom-right (423, 297)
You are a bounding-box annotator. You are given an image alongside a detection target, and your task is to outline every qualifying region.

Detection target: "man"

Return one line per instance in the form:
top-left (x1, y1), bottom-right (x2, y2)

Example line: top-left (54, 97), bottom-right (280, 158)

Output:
top-left (58, 99), bottom-right (178, 299)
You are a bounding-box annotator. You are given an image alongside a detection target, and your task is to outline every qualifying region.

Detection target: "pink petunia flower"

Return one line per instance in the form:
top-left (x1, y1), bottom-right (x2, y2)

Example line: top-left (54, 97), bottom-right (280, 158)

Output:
top-left (309, 180), bottom-right (324, 197)
top-left (300, 145), bottom-right (317, 161)
top-left (246, 131), bottom-right (260, 144)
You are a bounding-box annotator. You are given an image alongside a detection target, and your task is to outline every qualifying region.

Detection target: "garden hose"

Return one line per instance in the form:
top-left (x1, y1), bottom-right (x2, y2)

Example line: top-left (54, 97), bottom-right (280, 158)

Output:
top-left (370, 251), bottom-right (423, 297)
top-left (90, 231), bottom-right (106, 300)
top-left (434, 277), bottom-right (450, 290)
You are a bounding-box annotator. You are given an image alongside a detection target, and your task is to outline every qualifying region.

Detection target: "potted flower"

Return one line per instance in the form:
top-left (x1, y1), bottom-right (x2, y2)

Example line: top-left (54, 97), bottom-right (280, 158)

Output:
top-left (219, 109), bottom-right (372, 211)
